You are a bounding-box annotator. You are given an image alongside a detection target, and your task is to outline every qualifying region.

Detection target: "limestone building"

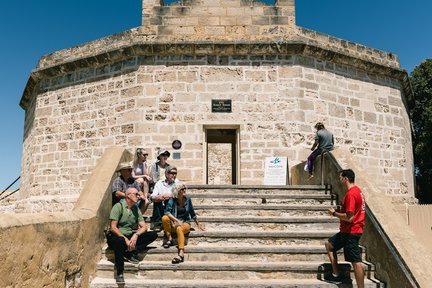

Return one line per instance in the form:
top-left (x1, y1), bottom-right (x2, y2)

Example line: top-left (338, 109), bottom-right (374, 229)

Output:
top-left (17, 0), bottom-right (414, 213)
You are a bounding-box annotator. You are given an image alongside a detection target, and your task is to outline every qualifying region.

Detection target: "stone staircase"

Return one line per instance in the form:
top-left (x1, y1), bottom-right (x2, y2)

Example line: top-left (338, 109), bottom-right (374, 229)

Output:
top-left (90, 185), bottom-right (384, 287)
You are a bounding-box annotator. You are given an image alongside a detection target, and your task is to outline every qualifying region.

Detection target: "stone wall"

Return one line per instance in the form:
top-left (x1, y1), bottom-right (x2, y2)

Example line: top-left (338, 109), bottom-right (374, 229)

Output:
top-left (208, 143), bottom-right (232, 184)
top-left (14, 0), bottom-right (414, 213)
top-left (0, 147), bottom-right (128, 288)
top-left (16, 53), bottom-right (413, 213)
top-left (142, 0), bottom-right (295, 39)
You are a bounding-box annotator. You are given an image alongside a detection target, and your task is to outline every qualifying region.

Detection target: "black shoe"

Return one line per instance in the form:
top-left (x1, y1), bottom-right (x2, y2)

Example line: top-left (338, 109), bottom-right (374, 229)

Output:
top-left (324, 273), bottom-right (342, 284)
top-left (115, 273), bottom-right (125, 283)
top-left (124, 253), bottom-right (140, 264)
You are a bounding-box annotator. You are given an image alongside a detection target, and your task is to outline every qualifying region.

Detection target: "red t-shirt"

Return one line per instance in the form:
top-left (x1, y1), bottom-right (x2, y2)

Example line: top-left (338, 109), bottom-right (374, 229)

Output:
top-left (340, 185), bottom-right (365, 234)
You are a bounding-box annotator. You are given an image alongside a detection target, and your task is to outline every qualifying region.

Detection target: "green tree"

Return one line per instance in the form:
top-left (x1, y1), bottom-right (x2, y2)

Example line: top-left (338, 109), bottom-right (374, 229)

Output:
top-left (410, 59), bottom-right (432, 203)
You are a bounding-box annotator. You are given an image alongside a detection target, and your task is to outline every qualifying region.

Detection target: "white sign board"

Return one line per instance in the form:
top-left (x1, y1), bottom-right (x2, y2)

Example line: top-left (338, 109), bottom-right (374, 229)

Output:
top-left (264, 156), bottom-right (288, 185)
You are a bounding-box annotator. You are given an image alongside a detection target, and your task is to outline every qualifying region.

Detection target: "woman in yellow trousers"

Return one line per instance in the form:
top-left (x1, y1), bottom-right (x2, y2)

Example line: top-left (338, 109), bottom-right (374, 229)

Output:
top-left (161, 182), bottom-right (205, 264)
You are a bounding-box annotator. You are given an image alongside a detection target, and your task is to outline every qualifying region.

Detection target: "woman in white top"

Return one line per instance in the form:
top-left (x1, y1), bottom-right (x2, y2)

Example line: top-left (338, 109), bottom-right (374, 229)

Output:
top-left (132, 148), bottom-right (151, 209)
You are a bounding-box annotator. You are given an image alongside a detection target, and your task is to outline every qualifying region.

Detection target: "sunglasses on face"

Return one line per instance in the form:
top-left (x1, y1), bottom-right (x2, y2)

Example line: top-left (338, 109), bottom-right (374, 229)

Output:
top-left (168, 171), bottom-right (177, 175)
top-left (179, 188), bottom-right (186, 192)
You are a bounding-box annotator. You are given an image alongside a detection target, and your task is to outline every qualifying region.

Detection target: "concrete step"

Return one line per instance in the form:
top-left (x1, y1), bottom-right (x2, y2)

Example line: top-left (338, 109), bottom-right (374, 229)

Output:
top-left (191, 194), bottom-right (333, 206)
top-left (95, 259), bottom-right (376, 281)
top-left (90, 277), bottom-right (384, 288)
top-left (184, 216), bottom-right (338, 231)
top-left (103, 245), bottom-right (353, 263)
top-left (194, 205), bottom-right (330, 217)
top-left (144, 203), bottom-right (333, 217)
top-left (154, 230), bottom-right (338, 246)
top-left (187, 185), bottom-right (328, 195)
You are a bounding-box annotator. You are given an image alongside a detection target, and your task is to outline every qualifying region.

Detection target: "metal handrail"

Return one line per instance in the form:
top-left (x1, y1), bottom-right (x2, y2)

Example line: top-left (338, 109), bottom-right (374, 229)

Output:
top-left (0, 176), bottom-right (20, 197)
top-left (0, 176), bottom-right (20, 201)
top-left (319, 150), bottom-right (334, 186)
top-left (0, 188), bottom-right (19, 201)
top-left (319, 151), bottom-right (420, 287)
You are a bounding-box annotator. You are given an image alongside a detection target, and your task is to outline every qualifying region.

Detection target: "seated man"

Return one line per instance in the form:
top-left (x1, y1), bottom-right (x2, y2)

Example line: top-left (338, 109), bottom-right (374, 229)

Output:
top-left (307, 122), bottom-right (334, 180)
top-left (150, 165), bottom-right (178, 231)
top-left (106, 187), bottom-right (158, 283)
top-left (112, 162), bottom-right (150, 214)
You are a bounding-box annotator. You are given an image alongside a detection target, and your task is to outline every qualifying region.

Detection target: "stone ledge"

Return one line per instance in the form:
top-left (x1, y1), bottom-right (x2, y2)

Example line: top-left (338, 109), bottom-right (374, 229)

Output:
top-left (90, 277), bottom-right (382, 287)
top-left (20, 33), bottom-right (412, 112)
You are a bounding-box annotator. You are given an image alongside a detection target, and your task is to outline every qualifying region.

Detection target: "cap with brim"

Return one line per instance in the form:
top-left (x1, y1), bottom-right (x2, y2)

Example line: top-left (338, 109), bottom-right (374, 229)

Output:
top-left (117, 162), bottom-right (133, 172)
top-left (157, 149), bottom-right (171, 159)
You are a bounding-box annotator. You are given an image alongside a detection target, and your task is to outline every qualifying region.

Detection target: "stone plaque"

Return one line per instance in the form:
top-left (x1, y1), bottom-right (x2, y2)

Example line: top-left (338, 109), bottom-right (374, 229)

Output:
top-left (212, 99), bottom-right (232, 113)
top-left (264, 156), bottom-right (288, 185)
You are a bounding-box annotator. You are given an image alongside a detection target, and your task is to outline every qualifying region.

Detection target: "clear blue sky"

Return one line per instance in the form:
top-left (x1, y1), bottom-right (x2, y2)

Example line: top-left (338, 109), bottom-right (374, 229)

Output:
top-left (1, 0), bottom-right (431, 191)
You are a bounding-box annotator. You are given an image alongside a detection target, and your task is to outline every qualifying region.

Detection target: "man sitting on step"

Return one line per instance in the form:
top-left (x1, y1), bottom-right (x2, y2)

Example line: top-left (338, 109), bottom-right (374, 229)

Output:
top-left (106, 187), bottom-right (158, 283)
top-left (112, 162), bottom-right (150, 214)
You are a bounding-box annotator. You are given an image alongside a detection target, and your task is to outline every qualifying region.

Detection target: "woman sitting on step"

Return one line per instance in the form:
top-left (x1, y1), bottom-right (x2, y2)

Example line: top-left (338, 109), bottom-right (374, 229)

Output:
top-left (161, 182), bottom-right (205, 264)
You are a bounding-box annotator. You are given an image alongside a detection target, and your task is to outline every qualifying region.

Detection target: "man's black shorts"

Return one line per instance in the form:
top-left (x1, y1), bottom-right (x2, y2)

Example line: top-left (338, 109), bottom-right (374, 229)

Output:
top-left (328, 232), bottom-right (362, 263)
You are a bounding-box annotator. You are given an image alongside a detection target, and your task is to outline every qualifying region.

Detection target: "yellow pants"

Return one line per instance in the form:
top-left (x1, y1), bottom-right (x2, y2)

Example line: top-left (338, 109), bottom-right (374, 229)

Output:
top-left (161, 215), bottom-right (191, 249)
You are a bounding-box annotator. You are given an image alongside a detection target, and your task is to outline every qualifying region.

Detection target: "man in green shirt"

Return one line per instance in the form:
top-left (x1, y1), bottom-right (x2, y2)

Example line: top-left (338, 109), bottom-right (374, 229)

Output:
top-left (107, 187), bottom-right (158, 283)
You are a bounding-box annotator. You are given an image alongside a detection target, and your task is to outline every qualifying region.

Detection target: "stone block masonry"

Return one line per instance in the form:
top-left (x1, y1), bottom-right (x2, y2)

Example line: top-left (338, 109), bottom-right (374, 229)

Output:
top-left (15, 0), bottom-right (414, 213)
top-left (17, 53), bottom-right (413, 213)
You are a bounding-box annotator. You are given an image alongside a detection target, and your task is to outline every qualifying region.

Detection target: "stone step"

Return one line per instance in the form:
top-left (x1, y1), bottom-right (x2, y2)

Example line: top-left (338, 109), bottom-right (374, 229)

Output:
top-left (194, 205), bottom-right (330, 217)
top-left (102, 245), bottom-right (353, 263)
top-left (191, 195), bottom-right (332, 206)
top-left (181, 216), bottom-right (338, 231)
top-left (143, 204), bottom-right (333, 218)
top-left (95, 259), bottom-right (376, 281)
top-left (153, 230), bottom-right (338, 246)
top-left (90, 276), bottom-right (384, 288)
top-left (187, 185), bottom-right (328, 195)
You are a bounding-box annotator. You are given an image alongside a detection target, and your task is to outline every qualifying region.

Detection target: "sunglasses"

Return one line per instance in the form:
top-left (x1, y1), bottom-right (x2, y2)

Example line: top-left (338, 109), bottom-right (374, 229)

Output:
top-left (168, 171), bottom-right (177, 175)
top-left (179, 188), bottom-right (186, 192)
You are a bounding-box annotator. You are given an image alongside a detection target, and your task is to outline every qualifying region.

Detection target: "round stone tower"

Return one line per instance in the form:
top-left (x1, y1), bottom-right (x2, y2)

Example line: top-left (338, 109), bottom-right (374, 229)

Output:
top-left (18, 0), bottom-right (414, 212)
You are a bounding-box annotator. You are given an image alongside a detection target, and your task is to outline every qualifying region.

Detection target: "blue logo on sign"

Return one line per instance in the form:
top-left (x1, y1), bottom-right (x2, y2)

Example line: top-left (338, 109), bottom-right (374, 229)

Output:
top-left (270, 157), bottom-right (281, 164)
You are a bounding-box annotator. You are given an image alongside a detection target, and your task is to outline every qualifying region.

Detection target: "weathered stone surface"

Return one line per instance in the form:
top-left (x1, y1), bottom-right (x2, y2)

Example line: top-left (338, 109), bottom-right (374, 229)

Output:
top-left (15, 0), bottom-right (414, 213)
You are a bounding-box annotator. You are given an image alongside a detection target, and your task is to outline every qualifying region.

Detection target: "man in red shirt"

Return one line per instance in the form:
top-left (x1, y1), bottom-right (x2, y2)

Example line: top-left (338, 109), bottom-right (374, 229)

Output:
top-left (325, 169), bottom-right (365, 287)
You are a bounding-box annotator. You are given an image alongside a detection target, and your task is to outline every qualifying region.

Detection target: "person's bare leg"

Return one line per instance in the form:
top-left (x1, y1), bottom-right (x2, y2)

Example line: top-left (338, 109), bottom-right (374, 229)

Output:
top-left (352, 262), bottom-right (364, 288)
top-left (325, 241), bottom-right (339, 275)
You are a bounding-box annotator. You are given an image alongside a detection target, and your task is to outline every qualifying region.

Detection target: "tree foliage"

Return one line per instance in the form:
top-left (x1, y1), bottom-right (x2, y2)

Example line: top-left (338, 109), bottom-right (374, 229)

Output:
top-left (410, 59), bottom-right (432, 203)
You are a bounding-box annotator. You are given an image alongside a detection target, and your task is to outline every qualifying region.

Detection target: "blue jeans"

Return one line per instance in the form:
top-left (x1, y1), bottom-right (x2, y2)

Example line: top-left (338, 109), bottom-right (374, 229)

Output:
top-left (307, 149), bottom-right (321, 174)
top-left (152, 200), bottom-right (169, 226)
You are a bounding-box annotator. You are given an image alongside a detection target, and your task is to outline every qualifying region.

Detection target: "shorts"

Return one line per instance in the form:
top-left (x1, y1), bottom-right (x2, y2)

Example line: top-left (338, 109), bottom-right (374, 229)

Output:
top-left (328, 232), bottom-right (362, 263)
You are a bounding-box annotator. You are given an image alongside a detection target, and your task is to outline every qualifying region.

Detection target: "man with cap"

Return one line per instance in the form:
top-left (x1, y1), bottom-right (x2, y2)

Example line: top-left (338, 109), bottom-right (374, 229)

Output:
top-left (112, 162), bottom-right (149, 214)
top-left (107, 187), bottom-right (158, 283)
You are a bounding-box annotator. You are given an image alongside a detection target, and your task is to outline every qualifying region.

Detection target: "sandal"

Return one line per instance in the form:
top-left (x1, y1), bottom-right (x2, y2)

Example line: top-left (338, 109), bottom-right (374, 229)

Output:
top-left (171, 255), bottom-right (184, 264)
top-left (163, 240), bottom-right (172, 249)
